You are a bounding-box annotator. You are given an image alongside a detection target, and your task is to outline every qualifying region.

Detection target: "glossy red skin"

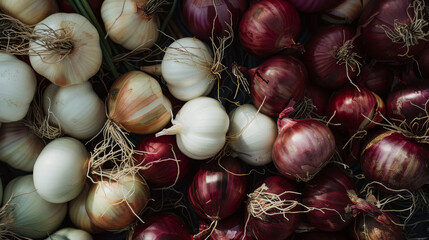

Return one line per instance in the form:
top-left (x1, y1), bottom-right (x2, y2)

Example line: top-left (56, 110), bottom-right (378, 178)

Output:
top-left (132, 212), bottom-right (192, 240)
top-left (303, 25), bottom-right (363, 89)
top-left (245, 176), bottom-right (301, 240)
top-left (385, 81), bottom-right (429, 130)
top-left (242, 55), bottom-right (308, 116)
top-left (302, 167), bottom-right (356, 232)
top-left (358, 0), bottom-right (429, 64)
top-left (198, 213), bottom-right (256, 240)
top-left (188, 157), bottom-right (247, 220)
top-left (134, 135), bottom-right (191, 187)
top-left (238, 0), bottom-right (301, 58)
top-left (357, 63), bottom-right (394, 98)
top-left (304, 82), bottom-right (331, 117)
top-left (326, 86), bottom-right (386, 134)
top-left (182, 0), bottom-right (248, 42)
top-left (288, 0), bottom-right (343, 13)
top-left (272, 118), bottom-right (336, 181)
top-left (349, 212), bottom-right (402, 240)
top-left (360, 130), bottom-right (429, 191)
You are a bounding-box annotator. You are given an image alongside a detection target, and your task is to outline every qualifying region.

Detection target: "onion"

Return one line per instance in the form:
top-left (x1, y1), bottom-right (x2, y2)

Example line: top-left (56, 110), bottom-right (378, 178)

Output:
top-left (288, 0), bottom-right (343, 13)
top-left (0, 0), bottom-right (58, 25)
top-left (198, 212), bottom-right (256, 240)
top-left (182, 0), bottom-right (248, 41)
top-left (358, 0), bottom-right (429, 64)
top-left (187, 157), bottom-right (247, 222)
top-left (349, 212), bottom-right (402, 240)
top-left (304, 82), bottom-right (331, 117)
top-left (322, 0), bottom-right (370, 24)
top-left (272, 108), bottom-right (336, 181)
top-left (244, 176), bottom-right (301, 240)
top-left (303, 25), bottom-right (363, 89)
top-left (131, 212), bottom-right (192, 240)
top-left (360, 130), bottom-right (429, 191)
top-left (46, 227), bottom-right (93, 240)
top-left (302, 166), bottom-right (356, 232)
top-left (385, 80), bottom-right (429, 134)
top-left (238, 0), bottom-right (301, 58)
top-left (414, 43), bottom-right (429, 78)
top-left (292, 230), bottom-right (349, 240)
top-left (86, 174), bottom-right (150, 231)
top-left (134, 135), bottom-right (191, 187)
top-left (356, 62), bottom-right (394, 98)
top-left (326, 86), bottom-right (386, 135)
top-left (236, 55), bottom-right (308, 116)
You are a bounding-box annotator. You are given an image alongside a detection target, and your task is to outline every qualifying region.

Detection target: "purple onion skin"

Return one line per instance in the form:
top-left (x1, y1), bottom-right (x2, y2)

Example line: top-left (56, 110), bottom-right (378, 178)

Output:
top-left (386, 81), bottom-right (429, 129)
top-left (358, 0), bottom-right (429, 64)
top-left (326, 86), bottom-right (386, 134)
top-left (198, 213), bottom-right (256, 240)
top-left (288, 0), bottom-right (343, 13)
top-left (246, 176), bottom-right (301, 240)
top-left (272, 117), bottom-right (336, 181)
top-left (360, 130), bottom-right (429, 192)
top-left (357, 63), bottom-right (394, 98)
top-left (292, 230), bottom-right (349, 240)
top-left (349, 212), bottom-right (402, 240)
top-left (134, 135), bottom-right (191, 187)
top-left (304, 83), bottom-right (331, 117)
top-left (303, 25), bottom-right (363, 89)
top-left (188, 157), bottom-right (247, 221)
top-left (238, 0), bottom-right (301, 58)
top-left (182, 0), bottom-right (248, 42)
top-left (302, 167), bottom-right (356, 232)
top-left (242, 55), bottom-right (308, 116)
top-left (415, 44), bottom-right (429, 78)
top-left (132, 212), bottom-right (192, 240)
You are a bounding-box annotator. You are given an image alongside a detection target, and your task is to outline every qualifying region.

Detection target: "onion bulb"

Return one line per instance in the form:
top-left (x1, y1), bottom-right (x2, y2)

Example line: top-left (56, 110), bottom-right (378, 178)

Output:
top-left (86, 174), bottom-right (150, 231)
top-left (45, 227), bottom-right (93, 240)
top-left (33, 137), bottom-right (89, 203)
top-left (0, 0), bottom-right (58, 25)
top-left (0, 53), bottom-right (37, 123)
top-left (2, 175), bottom-right (67, 239)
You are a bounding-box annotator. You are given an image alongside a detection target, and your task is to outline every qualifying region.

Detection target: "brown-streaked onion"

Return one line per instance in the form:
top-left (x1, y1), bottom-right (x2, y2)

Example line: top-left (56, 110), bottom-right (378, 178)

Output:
top-left (322, 0), bottom-right (370, 24)
top-left (86, 174), bottom-right (150, 231)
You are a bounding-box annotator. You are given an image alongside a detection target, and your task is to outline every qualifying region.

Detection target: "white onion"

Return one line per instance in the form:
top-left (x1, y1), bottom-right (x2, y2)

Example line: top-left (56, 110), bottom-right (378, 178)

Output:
top-left (33, 137), bottom-right (89, 203)
top-left (45, 227), bottom-right (93, 240)
top-left (0, 0), bottom-right (58, 25)
top-left (2, 175), bottom-right (67, 239)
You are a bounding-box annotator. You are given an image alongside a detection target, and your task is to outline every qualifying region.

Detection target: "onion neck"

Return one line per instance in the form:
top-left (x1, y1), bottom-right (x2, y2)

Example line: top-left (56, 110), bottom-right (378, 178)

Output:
top-left (155, 124), bottom-right (182, 137)
top-left (277, 105), bottom-right (297, 131)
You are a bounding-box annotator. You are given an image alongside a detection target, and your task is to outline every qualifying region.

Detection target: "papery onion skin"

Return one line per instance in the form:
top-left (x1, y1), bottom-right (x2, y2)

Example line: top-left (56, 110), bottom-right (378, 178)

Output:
top-left (198, 213), bottom-right (256, 240)
top-left (385, 81), bottom-right (429, 129)
top-left (349, 212), bottom-right (402, 240)
top-left (272, 115), bottom-right (336, 181)
top-left (0, 0), bottom-right (58, 25)
top-left (302, 167), bottom-right (355, 232)
top-left (29, 13), bottom-right (102, 87)
top-left (358, 0), bottom-right (429, 64)
top-left (131, 212), bottom-right (192, 240)
top-left (238, 0), bottom-right (301, 58)
top-left (303, 25), bottom-right (363, 89)
top-left (241, 55), bottom-right (308, 116)
top-left (245, 176), bottom-right (301, 240)
top-left (134, 135), bottom-right (191, 187)
top-left (288, 0), bottom-right (342, 13)
top-left (357, 63), bottom-right (394, 98)
top-left (292, 230), bottom-right (349, 240)
top-left (182, 0), bottom-right (248, 41)
top-left (360, 130), bottom-right (429, 191)
top-left (86, 174), bottom-right (151, 231)
top-left (188, 157), bottom-right (247, 221)
top-left (107, 71), bottom-right (172, 134)
top-left (326, 86), bottom-right (386, 134)
top-left (0, 121), bottom-right (45, 172)
top-left (322, 0), bottom-right (370, 24)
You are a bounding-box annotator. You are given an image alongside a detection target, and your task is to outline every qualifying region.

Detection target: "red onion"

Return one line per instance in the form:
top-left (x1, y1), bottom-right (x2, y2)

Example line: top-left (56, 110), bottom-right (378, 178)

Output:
top-left (236, 55), bottom-right (308, 116)
top-left (385, 80), bottom-right (429, 134)
top-left (131, 212), bottom-right (192, 240)
top-left (349, 212), bottom-right (402, 240)
top-left (304, 82), bottom-right (331, 117)
top-left (187, 156), bottom-right (247, 222)
top-left (356, 62), bottom-right (394, 98)
top-left (292, 230), bottom-right (349, 240)
top-left (198, 213), bottom-right (256, 240)
top-left (414, 43), bottom-right (429, 78)
top-left (303, 25), bottom-right (363, 89)
top-left (245, 176), bottom-right (301, 240)
top-left (288, 0), bottom-right (343, 13)
top-left (358, 0), bottom-right (429, 64)
top-left (134, 135), bottom-right (191, 187)
top-left (272, 108), bottom-right (336, 181)
top-left (326, 86), bottom-right (386, 135)
top-left (182, 0), bottom-right (248, 41)
top-left (360, 130), bottom-right (429, 191)
top-left (238, 0), bottom-right (301, 58)
top-left (302, 166), bottom-right (356, 232)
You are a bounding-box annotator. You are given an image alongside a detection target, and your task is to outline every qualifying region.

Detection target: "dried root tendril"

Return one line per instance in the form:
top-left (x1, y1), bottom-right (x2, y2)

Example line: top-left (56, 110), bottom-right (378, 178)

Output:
top-left (231, 64), bottom-right (250, 99)
top-left (289, 96), bottom-right (317, 120)
top-left (333, 37), bottom-right (362, 91)
top-left (376, 0), bottom-right (429, 57)
top-left (0, 195), bottom-right (34, 240)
